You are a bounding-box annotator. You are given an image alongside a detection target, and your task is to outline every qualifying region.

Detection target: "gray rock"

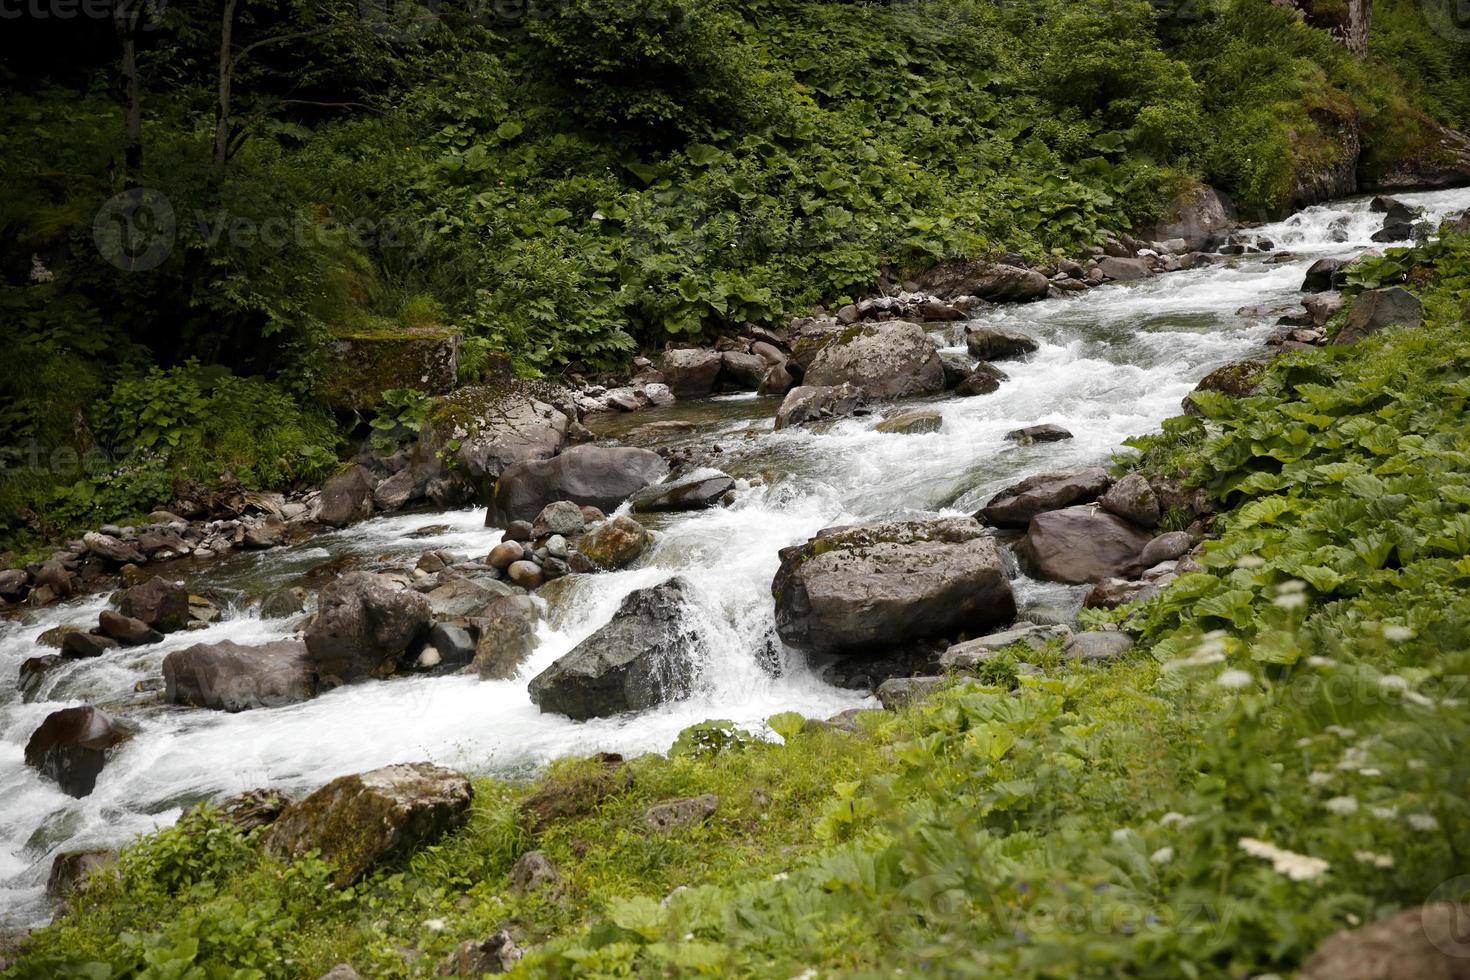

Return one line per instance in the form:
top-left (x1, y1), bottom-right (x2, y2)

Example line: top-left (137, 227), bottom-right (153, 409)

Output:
top-left (0, 568), bottom-right (29, 602)
top-left (260, 586), bottom-right (310, 620)
top-left (164, 640), bottom-right (316, 712)
top-left (939, 352), bottom-right (973, 389)
top-left (61, 632), bottom-right (120, 659)
top-left (487, 445), bottom-right (668, 525)
top-left (472, 595), bottom-right (542, 680)
top-left (1334, 287), bottom-right (1424, 346)
top-left (644, 794), bottom-right (719, 833)
top-left (426, 577), bottom-right (514, 621)
top-left (434, 931), bottom-right (523, 976)
top-left (316, 465), bottom-right (375, 528)
top-left (24, 706), bottom-right (131, 798)
top-left (774, 383), bottom-right (867, 429)
top-left (1082, 578), bottom-right (1161, 610)
top-left (575, 516), bottom-right (652, 569)
top-left (978, 469), bottom-right (1111, 529)
top-left (429, 625), bottom-right (476, 667)
top-left (875, 410), bottom-right (942, 435)
top-left (1099, 473), bottom-right (1161, 528)
top-left (1063, 631), bottom-right (1135, 661)
top-left (318, 966), bottom-right (362, 980)
top-left (82, 532), bottom-right (146, 565)
top-left (507, 560), bottom-right (545, 590)
top-left (940, 624), bottom-right (1072, 668)
top-left (803, 321), bottom-right (945, 399)
top-left (426, 382), bottom-right (573, 503)
top-left (305, 572), bottom-right (432, 687)
top-left (371, 468), bottom-right (419, 512)
top-left (1149, 185), bottom-right (1231, 251)
top-left (964, 326), bottom-right (1039, 361)
top-left (876, 676), bottom-right (947, 710)
top-left (1301, 257), bottom-right (1346, 293)
top-left (528, 578), bottom-right (704, 720)
top-left (19, 655), bottom-right (61, 701)
top-left (720, 351), bottom-right (767, 391)
top-left (773, 518), bottom-right (1016, 656)
top-left (1139, 531), bottom-right (1194, 568)
top-left (532, 500), bottom-right (586, 538)
top-left (1097, 256), bottom-right (1152, 281)
top-left (955, 362), bottom-right (1009, 397)
top-left (1005, 424), bottom-right (1072, 444)
top-left (1017, 504), bottom-right (1154, 584)
top-left (261, 762), bottom-right (472, 887)
top-left (1298, 901), bottom-right (1470, 980)
top-left (510, 850), bottom-right (560, 895)
top-left (119, 576), bottom-right (190, 632)
top-left (630, 473), bottom-right (736, 512)
top-left (97, 609), bottom-right (163, 647)
top-left (916, 261), bottom-right (1049, 302)
top-left (659, 348), bottom-right (723, 398)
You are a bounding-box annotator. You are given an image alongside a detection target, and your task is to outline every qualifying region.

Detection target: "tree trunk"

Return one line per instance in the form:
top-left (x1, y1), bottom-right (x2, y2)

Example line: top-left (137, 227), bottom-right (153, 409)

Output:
top-left (115, 0), bottom-right (144, 172)
top-left (214, 0), bottom-right (240, 172)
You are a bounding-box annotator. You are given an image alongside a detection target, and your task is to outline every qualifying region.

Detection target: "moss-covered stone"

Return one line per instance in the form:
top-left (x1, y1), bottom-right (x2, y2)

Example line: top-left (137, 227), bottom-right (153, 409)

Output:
top-left (320, 327), bottom-right (461, 412)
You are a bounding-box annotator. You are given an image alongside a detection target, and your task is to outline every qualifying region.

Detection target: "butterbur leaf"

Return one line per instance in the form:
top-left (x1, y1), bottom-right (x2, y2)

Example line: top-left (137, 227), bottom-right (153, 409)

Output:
top-left (607, 895), bottom-right (668, 940)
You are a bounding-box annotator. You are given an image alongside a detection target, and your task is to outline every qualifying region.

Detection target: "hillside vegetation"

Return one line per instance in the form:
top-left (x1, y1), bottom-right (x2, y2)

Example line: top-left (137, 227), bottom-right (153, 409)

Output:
top-left (4, 0), bottom-right (1470, 554)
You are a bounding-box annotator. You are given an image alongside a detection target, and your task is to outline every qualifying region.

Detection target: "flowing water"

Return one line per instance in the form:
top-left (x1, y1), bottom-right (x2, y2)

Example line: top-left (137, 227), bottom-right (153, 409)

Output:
top-left (3, 187), bottom-right (1469, 925)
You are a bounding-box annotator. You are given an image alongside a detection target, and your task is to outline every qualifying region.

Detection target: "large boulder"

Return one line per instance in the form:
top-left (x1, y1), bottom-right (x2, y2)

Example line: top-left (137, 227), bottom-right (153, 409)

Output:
top-left (82, 532), bottom-right (145, 565)
top-left (772, 518), bottom-right (1016, 656)
top-left (528, 578), bottom-right (704, 720)
top-left (1360, 121), bottom-right (1470, 192)
top-left (304, 572), bottom-right (432, 687)
top-left (119, 576), bottom-right (190, 633)
top-left (658, 349), bottom-right (723, 399)
top-left (423, 382), bottom-right (573, 503)
top-left (486, 445), bottom-right (668, 526)
top-left (955, 362), bottom-right (1009, 397)
top-left (1333, 287), bottom-right (1424, 346)
top-left (629, 472), bottom-right (736, 513)
top-left (424, 577), bottom-right (515, 621)
top-left (964, 326), bottom-right (1039, 361)
top-left (1148, 185), bottom-right (1232, 251)
top-left (1286, 106), bottom-right (1360, 211)
top-left (915, 261), bottom-right (1049, 302)
top-left (261, 762), bottom-right (473, 887)
top-left (774, 384), bottom-right (867, 430)
top-left (24, 706), bottom-right (131, 798)
top-left (316, 465), bottom-right (375, 528)
top-left (320, 328), bottom-right (460, 413)
top-left (1302, 257), bottom-right (1347, 293)
top-left (1183, 359), bottom-right (1267, 414)
top-left (978, 469), bottom-right (1111, 529)
top-left (720, 351), bottom-right (767, 391)
top-left (164, 640), bottom-right (316, 712)
top-left (1016, 504), bottom-right (1154, 584)
top-left (97, 610), bottom-right (163, 647)
top-left (1099, 473), bottom-right (1161, 528)
top-left (1097, 256), bottom-right (1152, 282)
top-left (1299, 902), bottom-right (1470, 980)
top-left (802, 321), bottom-right (944, 399)
top-left (575, 516), bottom-right (652, 570)
top-left (471, 595), bottom-right (541, 680)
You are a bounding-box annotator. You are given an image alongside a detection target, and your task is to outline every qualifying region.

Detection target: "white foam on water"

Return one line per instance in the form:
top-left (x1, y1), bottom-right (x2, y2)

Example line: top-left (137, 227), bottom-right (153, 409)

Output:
top-left (4, 185), bottom-right (1470, 924)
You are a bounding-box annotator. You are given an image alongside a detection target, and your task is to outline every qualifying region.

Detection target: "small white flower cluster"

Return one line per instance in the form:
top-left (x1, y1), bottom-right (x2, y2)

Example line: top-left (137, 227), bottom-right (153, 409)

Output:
top-left (1236, 555), bottom-right (1266, 570)
top-left (1150, 847), bottom-right (1175, 865)
top-left (1159, 812), bottom-right (1194, 827)
top-left (1408, 813), bottom-right (1440, 832)
top-left (1217, 669), bottom-right (1254, 690)
top-left (1382, 624), bottom-right (1415, 642)
top-left (1166, 632), bottom-right (1230, 672)
top-left (1354, 850), bottom-right (1395, 869)
top-left (1238, 837), bottom-right (1330, 881)
top-left (1324, 796), bottom-right (1359, 816)
top-left (1307, 771), bottom-right (1333, 787)
top-left (1324, 725), bottom-right (1357, 739)
top-left (1274, 580), bottom-right (1308, 610)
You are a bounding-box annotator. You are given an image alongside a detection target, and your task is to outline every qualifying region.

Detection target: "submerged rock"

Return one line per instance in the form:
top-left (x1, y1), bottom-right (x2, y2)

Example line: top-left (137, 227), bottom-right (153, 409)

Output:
top-left (875, 410), bottom-right (942, 435)
top-left (261, 762), bottom-right (473, 887)
top-left (529, 578), bottom-right (704, 720)
top-left (774, 383), bottom-right (867, 429)
top-left (1005, 424), bottom-right (1072, 444)
top-left (630, 472), bottom-right (736, 512)
top-left (575, 516), bottom-right (652, 570)
top-left (119, 576), bottom-right (190, 633)
top-left (964, 326), bottom-right (1039, 361)
top-left (773, 518), bottom-right (1015, 656)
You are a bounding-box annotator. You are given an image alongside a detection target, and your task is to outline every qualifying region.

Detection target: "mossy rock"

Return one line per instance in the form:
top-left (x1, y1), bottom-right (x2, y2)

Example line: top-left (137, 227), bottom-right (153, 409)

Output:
top-left (320, 327), bottom-right (461, 412)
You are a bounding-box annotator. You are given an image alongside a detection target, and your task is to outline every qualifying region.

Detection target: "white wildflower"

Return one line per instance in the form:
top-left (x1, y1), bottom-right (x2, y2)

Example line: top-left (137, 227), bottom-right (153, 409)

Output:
top-left (1325, 725), bottom-right (1357, 739)
top-left (791, 971), bottom-right (818, 980)
top-left (423, 919), bottom-right (446, 932)
top-left (1358, 768), bottom-right (1382, 778)
top-left (1218, 669), bottom-right (1253, 689)
top-left (1324, 796), bottom-right (1359, 815)
top-left (1405, 691), bottom-right (1435, 707)
top-left (1238, 837), bottom-right (1330, 882)
top-left (1160, 812), bottom-right (1188, 826)
top-left (770, 872), bottom-right (789, 882)
top-left (1307, 771), bottom-right (1332, 786)
top-left (1370, 806), bottom-right (1398, 820)
top-left (1150, 847), bottom-right (1175, 865)
top-left (1408, 759), bottom-right (1426, 770)
top-left (1164, 649), bottom-right (1227, 671)
top-left (1306, 655), bottom-right (1333, 668)
top-left (1408, 813), bottom-right (1440, 832)
top-left (1354, 850), bottom-right (1395, 869)
top-left (1295, 737), bottom-right (1314, 748)
top-left (1277, 580), bottom-right (1307, 594)
top-left (1112, 828), bottom-right (1133, 843)
top-left (1236, 555), bottom-right (1266, 569)
top-left (1274, 592), bottom-right (1308, 610)
top-left (1377, 675), bottom-right (1410, 692)
top-left (1382, 625), bottom-right (1415, 642)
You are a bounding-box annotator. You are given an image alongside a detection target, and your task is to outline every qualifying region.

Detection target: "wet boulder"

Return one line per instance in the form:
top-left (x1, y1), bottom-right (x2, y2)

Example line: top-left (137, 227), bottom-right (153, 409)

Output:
top-left (97, 610), bottom-right (163, 647)
top-left (19, 655), bottom-right (61, 701)
top-left (720, 351), bottom-right (768, 391)
top-left (1139, 531), bottom-right (1194, 568)
top-left (978, 468), bottom-right (1111, 529)
top-left (1005, 424), bottom-right (1072, 444)
top-left (1099, 473), bottom-right (1161, 528)
top-left (574, 516), bottom-right (652, 570)
top-left (1301, 257), bottom-right (1346, 293)
top-left (486, 445), bottom-right (668, 526)
top-left (774, 383), bottom-right (867, 430)
top-left (164, 640), bottom-right (316, 712)
top-left (424, 382), bottom-right (573, 503)
top-left (773, 518), bottom-right (1016, 656)
top-left (119, 576), bottom-right (190, 633)
top-left (532, 500), bottom-right (587, 538)
top-left (802, 321), bottom-right (944, 399)
top-left (916, 260), bottom-right (1049, 302)
top-left (1148, 185), bottom-right (1232, 251)
top-left (61, 632), bottom-right (119, 659)
top-left (316, 465), bottom-right (375, 528)
top-left (472, 595), bottom-right (542, 680)
top-left (1097, 256), bottom-right (1152, 281)
top-left (964, 326), bottom-right (1039, 362)
top-left (261, 762), bottom-right (473, 887)
top-left (955, 362), bottom-right (1009, 397)
top-left (82, 532), bottom-right (146, 565)
top-left (875, 410), bottom-right (942, 435)
top-left (1334, 287), bottom-right (1424, 346)
top-left (658, 348), bottom-right (723, 398)
top-left (24, 706), bottom-right (131, 798)
top-left (0, 568), bottom-right (29, 602)
top-left (425, 577), bottom-right (515, 621)
top-left (1016, 504), bottom-right (1154, 584)
top-left (629, 472), bottom-right (736, 513)
top-left (1183, 359), bottom-right (1267, 414)
top-left (304, 572), bottom-right (432, 687)
top-left (529, 578), bottom-right (704, 720)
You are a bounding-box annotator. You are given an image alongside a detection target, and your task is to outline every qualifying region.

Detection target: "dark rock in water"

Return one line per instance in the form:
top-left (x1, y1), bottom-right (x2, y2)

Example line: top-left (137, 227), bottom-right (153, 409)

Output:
top-left (428, 624), bottom-right (476, 667)
top-left (954, 362), bottom-right (1009, 397)
top-left (425, 577), bottom-right (514, 621)
top-left (304, 572), bottom-right (432, 687)
top-left (773, 518), bottom-right (1015, 656)
top-left (18, 655), bottom-right (61, 701)
top-left (1099, 473), bottom-right (1161, 528)
top-left (1371, 219), bottom-right (1414, 243)
top-left (120, 576), bottom-right (190, 633)
top-left (487, 445), bottom-right (668, 526)
top-left (720, 350), bottom-right (767, 391)
top-left (1334, 287), bottom-right (1424, 346)
top-left (659, 348), bottom-right (722, 398)
top-left (939, 352), bottom-right (972, 390)
top-left (1005, 424), bottom-right (1072, 444)
top-left (875, 410), bottom-right (942, 435)
top-left (979, 468), bottom-right (1111, 529)
top-left (964, 326), bottom-right (1039, 361)
top-left (24, 706), bottom-right (131, 798)
top-left (164, 640), bottom-right (317, 712)
top-left (46, 849), bottom-right (116, 901)
top-left (1369, 195), bottom-right (1411, 219)
top-left (261, 762), bottom-right (473, 887)
top-left (61, 632), bottom-right (120, 660)
top-left (435, 931), bottom-right (524, 976)
top-left (97, 609), bottom-right (163, 647)
top-left (1301, 257), bottom-right (1346, 293)
top-left (529, 578), bottom-right (704, 720)
top-left (316, 464), bottom-right (375, 528)
top-left (630, 473), bottom-right (736, 512)
top-left (1017, 504), bottom-right (1154, 584)
top-left (774, 383), bottom-right (867, 429)
top-left (472, 595), bottom-right (541, 680)
top-left (1298, 901), bottom-right (1470, 980)
top-left (803, 321), bottom-right (945, 399)
top-left (260, 586), bottom-right (310, 620)
top-left (576, 516), bottom-right (651, 570)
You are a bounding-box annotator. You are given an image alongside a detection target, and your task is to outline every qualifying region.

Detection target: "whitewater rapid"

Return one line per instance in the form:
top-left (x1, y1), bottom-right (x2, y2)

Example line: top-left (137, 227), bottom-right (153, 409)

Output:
top-left (3, 186), bottom-right (1469, 925)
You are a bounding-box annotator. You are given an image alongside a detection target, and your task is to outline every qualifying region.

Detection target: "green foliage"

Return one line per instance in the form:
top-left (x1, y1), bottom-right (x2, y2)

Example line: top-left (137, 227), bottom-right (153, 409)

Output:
top-left (368, 387), bottom-right (432, 453)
